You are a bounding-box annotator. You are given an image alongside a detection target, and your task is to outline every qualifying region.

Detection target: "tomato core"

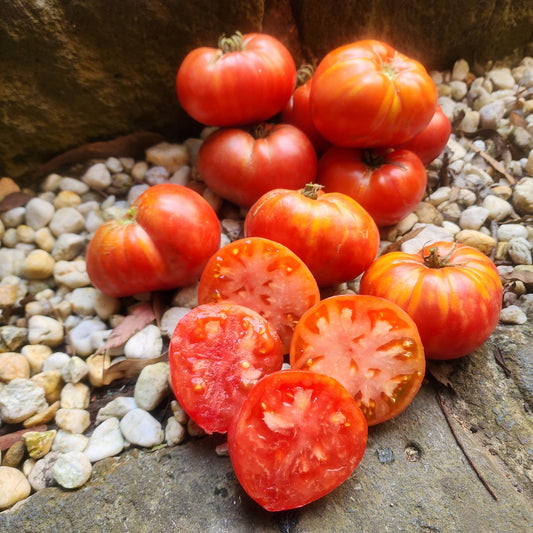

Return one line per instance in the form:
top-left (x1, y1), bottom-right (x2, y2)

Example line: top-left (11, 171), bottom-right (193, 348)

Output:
top-left (423, 244), bottom-right (457, 268)
top-left (218, 31), bottom-right (245, 54)
top-left (300, 183), bottom-right (323, 199)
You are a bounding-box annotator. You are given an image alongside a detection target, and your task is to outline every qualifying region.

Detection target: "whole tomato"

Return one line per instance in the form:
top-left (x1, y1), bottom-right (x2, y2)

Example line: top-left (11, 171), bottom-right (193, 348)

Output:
top-left (310, 39), bottom-right (437, 147)
top-left (397, 105), bottom-right (451, 165)
top-left (244, 184), bottom-right (379, 286)
top-left (176, 31), bottom-right (296, 127)
top-left (281, 65), bottom-right (331, 155)
top-left (197, 123), bottom-right (318, 208)
top-left (317, 146), bottom-right (427, 227)
top-left (359, 241), bottom-right (503, 360)
top-left (86, 183), bottom-right (221, 297)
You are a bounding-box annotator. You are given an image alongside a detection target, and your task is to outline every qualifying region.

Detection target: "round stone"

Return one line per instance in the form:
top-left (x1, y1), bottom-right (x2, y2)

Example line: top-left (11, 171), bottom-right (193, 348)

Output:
top-left (53, 451), bottom-right (92, 489)
top-left (21, 249), bottom-right (56, 280)
top-left (0, 466), bottom-right (31, 510)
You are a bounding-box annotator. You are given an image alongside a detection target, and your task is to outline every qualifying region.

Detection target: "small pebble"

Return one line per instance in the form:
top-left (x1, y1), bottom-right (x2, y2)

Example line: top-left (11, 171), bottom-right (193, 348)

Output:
top-left (0, 466), bottom-right (31, 509)
top-left (31, 371), bottom-right (63, 404)
top-left (23, 429), bottom-right (57, 459)
top-left (54, 259), bottom-right (91, 288)
top-left (512, 177), bottom-right (533, 215)
top-left (49, 207), bottom-right (86, 237)
top-left (82, 163), bottom-right (112, 190)
top-left (21, 249), bottom-right (56, 280)
top-left (53, 451), bottom-right (92, 489)
top-left (27, 315), bottom-right (64, 347)
top-left (165, 417), bottom-right (186, 446)
top-left (84, 417), bottom-right (125, 462)
top-left (61, 356), bottom-right (89, 384)
top-left (55, 408), bottom-right (91, 434)
top-left (124, 324), bottom-right (163, 359)
top-left (119, 408), bottom-right (165, 447)
top-left (134, 362), bottom-right (170, 411)
top-left (0, 378), bottom-right (48, 424)
top-left (24, 197), bottom-right (55, 230)
top-left (60, 382), bottom-right (90, 409)
top-left (0, 352), bottom-right (31, 382)
top-left (500, 305), bottom-right (528, 324)
top-left (51, 429), bottom-right (89, 453)
top-left (145, 142), bottom-right (189, 173)
top-left (455, 229), bottom-right (497, 255)
top-left (96, 396), bottom-right (138, 423)
top-left (27, 451), bottom-right (61, 491)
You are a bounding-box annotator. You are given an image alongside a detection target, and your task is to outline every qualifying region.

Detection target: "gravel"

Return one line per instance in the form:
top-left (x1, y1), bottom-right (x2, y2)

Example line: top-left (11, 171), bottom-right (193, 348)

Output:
top-left (0, 54), bottom-right (533, 510)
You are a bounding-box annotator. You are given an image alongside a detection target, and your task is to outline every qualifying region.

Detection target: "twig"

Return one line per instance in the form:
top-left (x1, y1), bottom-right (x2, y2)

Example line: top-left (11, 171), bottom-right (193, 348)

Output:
top-left (436, 390), bottom-right (499, 501)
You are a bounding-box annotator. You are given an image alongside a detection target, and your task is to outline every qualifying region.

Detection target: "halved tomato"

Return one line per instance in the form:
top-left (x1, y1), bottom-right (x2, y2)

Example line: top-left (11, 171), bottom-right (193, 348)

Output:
top-left (198, 237), bottom-right (320, 352)
top-left (169, 302), bottom-right (284, 434)
top-left (228, 370), bottom-right (368, 511)
top-left (290, 294), bottom-right (425, 425)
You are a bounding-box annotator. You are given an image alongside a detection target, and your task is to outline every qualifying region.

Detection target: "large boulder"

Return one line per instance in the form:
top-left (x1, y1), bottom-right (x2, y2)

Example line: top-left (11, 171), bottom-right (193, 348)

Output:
top-left (1, 0), bottom-right (532, 183)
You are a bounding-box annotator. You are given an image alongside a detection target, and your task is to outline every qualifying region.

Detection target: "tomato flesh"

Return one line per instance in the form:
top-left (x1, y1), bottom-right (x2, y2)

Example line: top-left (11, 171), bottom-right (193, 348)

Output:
top-left (290, 295), bottom-right (425, 425)
top-left (198, 237), bottom-right (321, 352)
top-left (169, 302), bottom-right (284, 434)
top-left (228, 370), bottom-right (368, 511)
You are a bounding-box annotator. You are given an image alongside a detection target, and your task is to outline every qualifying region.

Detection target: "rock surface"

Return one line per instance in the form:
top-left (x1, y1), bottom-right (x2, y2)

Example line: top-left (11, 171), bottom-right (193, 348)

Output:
top-left (0, 324), bottom-right (531, 530)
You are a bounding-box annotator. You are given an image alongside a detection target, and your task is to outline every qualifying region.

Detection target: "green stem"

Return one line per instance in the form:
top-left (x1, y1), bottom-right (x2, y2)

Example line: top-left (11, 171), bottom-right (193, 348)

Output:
top-left (218, 31), bottom-right (244, 54)
top-left (301, 183), bottom-right (324, 200)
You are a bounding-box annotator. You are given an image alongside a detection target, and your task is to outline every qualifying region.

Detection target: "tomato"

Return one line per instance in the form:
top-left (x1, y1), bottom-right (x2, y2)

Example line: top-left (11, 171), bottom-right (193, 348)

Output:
top-left (281, 66), bottom-right (331, 155)
top-left (359, 241), bottom-right (503, 360)
top-left (228, 370), bottom-right (368, 511)
top-left (169, 302), bottom-right (283, 434)
top-left (86, 183), bottom-right (220, 297)
top-left (244, 184), bottom-right (379, 287)
top-left (197, 123), bottom-right (318, 208)
top-left (317, 146), bottom-right (427, 227)
top-left (197, 237), bottom-right (320, 352)
top-left (396, 105), bottom-right (451, 165)
top-left (310, 39), bottom-right (437, 147)
top-left (290, 294), bottom-right (425, 425)
top-left (176, 32), bottom-right (296, 127)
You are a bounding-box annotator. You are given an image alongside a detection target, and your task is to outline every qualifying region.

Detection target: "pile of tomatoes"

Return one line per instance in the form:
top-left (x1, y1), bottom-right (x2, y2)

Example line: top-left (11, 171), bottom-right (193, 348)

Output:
top-left (85, 32), bottom-right (503, 513)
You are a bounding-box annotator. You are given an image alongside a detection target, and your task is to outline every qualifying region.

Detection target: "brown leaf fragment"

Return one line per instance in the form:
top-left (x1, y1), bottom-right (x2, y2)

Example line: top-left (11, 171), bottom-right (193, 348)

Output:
top-left (0, 177), bottom-right (21, 201)
top-left (102, 352), bottom-right (168, 386)
top-left (0, 191), bottom-right (33, 212)
top-left (426, 361), bottom-right (456, 391)
top-left (98, 301), bottom-right (156, 353)
top-left (500, 269), bottom-right (533, 289)
top-left (509, 110), bottom-right (528, 129)
top-left (493, 347), bottom-right (511, 377)
top-left (380, 226), bottom-right (425, 255)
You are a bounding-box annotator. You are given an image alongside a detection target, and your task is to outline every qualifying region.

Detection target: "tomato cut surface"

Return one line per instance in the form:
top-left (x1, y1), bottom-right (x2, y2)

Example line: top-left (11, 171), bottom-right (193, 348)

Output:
top-left (290, 295), bottom-right (425, 425)
top-left (228, 370), bottom-right (368, 511)
top-left (169, 302), bottom-right (283, 434)
top-left (198, 237), bottom-right (321, 352)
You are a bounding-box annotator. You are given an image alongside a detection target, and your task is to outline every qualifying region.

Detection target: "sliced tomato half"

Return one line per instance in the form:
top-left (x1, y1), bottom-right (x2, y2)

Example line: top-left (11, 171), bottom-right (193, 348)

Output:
top-left (197, 237), bottom-right (320, 352)
top-left (169, 302), bottom-right (284, 434)
top-left (228, 370), bottom-right (368, 511)
top-left (290, 294), bottom-right (425, 425)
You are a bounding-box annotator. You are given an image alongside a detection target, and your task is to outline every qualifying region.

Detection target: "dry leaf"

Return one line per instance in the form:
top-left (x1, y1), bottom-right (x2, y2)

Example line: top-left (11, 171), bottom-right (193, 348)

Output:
top-left (102, 352), bottom-right (168, 385)
top-left (427, 361), bottom-right (456, 390)
top-left (0, 177), bottom-right (20, 201)
top-left (500, 269), bottom-right (533, 287)
top-left (98, 301), bottom-right (155, 353)
top-left (0, 191), bottom-right (33, 212)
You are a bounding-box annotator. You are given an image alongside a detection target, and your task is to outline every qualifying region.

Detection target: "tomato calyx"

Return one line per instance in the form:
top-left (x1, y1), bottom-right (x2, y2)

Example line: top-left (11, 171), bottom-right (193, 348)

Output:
top-left (296, 64), bottom-right (315, 86)
top-left (423, 244), bottom-right (458, 268)
top-left (300, 183), bottom-right (324, 200)
top-left (120, 205), bottom-right (138, 225)
top-left (362, 148), bottom-right (407, 171)
top-left (218, 31), bottom-right (245, 54)
top-left (250, 123), bottom-right (274, 139)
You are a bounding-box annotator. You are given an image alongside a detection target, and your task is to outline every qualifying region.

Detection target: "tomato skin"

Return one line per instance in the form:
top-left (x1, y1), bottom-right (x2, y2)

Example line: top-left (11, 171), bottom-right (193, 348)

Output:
top-left (197, 237), bottom-right (320, 352)
top-left (169, 302), bottom-right (283, 434)
top-left (310, 39), bottom-right (437, 147)
top-left (176, 32), bottom-right (296, 127)
top-left (85, 183), bottom-right (221, 298)
top-left (317, 146), bottom-right (427, 227)
top-left (359, 241), bottom-right (503, 360)
top-left (228, 370), bottom-right (368, 511)
top-left (198, 124), bottom-right (318, 208)
top-left (281, 78), bottom-right (331, 155)
top-left (396, 105), bottom-right (451, 165)
top-left (290, 294), bottom-right (425, 425)
top-left (244, 185), bottom-right (380, 286)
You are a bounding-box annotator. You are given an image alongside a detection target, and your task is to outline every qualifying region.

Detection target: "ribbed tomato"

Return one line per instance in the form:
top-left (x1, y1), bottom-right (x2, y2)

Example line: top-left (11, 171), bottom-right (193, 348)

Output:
top-left (176, 32), bottom-right (296, 127)
top-left (310, 39), bottom-right (437, 147)
top-left (244, 184), bottom-right (379, 286)
top-left (359, 241), bottom-right (503, 359)
top-left (317, 146), bottom-right (427, 227)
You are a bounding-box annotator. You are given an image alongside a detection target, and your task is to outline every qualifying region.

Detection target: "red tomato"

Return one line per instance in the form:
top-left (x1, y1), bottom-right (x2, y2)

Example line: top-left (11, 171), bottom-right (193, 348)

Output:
top-left (176, 32), bottom-right (296, 127)
top-left (359, 241), bottom-right (503, 360)
top-left (197, 237), bottom-right (320, 352)
top-left (169, 302), bottom-right (284, 434)
top-left (197, 123), bottom-right (318, 208)
top-left (310, 39), bottom-right (437, 147)
top-left (396, 105), bottom-right (451, 165)
top-left (228, 370), bottom-right (368, 511)
top-left (317, 146), bottom-right (427, 227)
top-left (281, 66), bottom-right (331, 154)
top-left (290, 295), bottom-right (425, 425)
top-left (244, 184), bottom-right (380, 286)
top-left (86, 184), bottom-right (220, 297)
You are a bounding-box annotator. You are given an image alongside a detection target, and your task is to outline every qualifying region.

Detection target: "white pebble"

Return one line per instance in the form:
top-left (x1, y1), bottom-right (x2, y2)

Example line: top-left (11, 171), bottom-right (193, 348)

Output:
top-left (500, 305), bottom-right (528, 324)
top-left (51, 233), bottom-right (86, 261)
top-left (401, 224), bottom-right (455, 254)
top-left (25, 197), bottom-right (55, 230)
top-left (84, 417), bottom-right (125, 462)
top-left (54, 259), bottom-right (91, 288)
top-left (120, 408), bottom-right (165, 447)
top-left (160, 306), bottom-right (191, 337)
top-left (21, 249), bottom-right (55, 280)
top-left (0, 248), bottom-right (25, 278)
top-left (497, 224), bottom-right (529, 241)
top-left (487, 68), bottom-right (515, 90)
top-left (165, 417), bottom-right (186, 446)
top-left (27, 451), bottom-right (61, 491)
top-left (59, 177), bottom-right (90, 195)
top-left (482, 195), bottom-right (513, 221)
top-left (459, 206), bottom-right (490, 230)
top-left (82, 163), bottom-right (112, 190)
top-left (105, 157), bottom-right (123, 173)
top-left (1, 207), bottom-right (26, 228)
top-left (134, 362), bottom-right (170, 411)
top-left (53, 451), bottom-right (92, 488)
top-left (67, 287), bottom-right (98, 316)
top-left (42, 351), bottom-right (71, 372)
top-left (96, 396), bottom-right (138, 424)
top-left (145, 142), bottom-right (189, 173)
top-left (93, 291), bottom-right (121, 320)
top-left (28, 315), bottom-right (64, 347)
top-left (51, 429), bottom-right (89, 453)
top-left (124, 324), bottom-right (163, 359)
top-left (61, 356), bottom-right (89, 384)
top-left (512, 177), bottom-right (533, 215)
top-left (479, 99), bottom-right (506, 129)
top-left (451, 59), bottom-right (470, 81)
top-left (55, 408), bottom-right (91, 434)
top-left (507, 237), bottom-right (532, 264)
top-left (69, 318), bottom-right (107, 357)
top-left (0, 466), bottom-right (31, 509)
top-left (0, 378), bottom-right (47, 424)
top-left (49, 207), bottom-right (86, 237)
